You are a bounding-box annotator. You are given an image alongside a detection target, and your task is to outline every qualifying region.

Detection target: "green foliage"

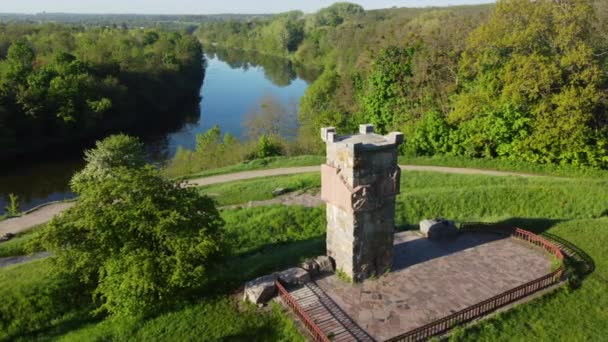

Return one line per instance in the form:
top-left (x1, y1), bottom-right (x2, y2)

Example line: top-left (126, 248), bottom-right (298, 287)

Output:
top-left (404, 111), bottom-right (451, 155)
top-left (58, 299), bottom-right (305, 342)
top-left (3, 167), bottom-right (608, 340)
top-left (177, 155), bottom-right (324, 180)
top-left (298, 69), bottom-right (355, 152)
top-left (0, 259), bottom-right (91, 340)
top-left (4, 193), bottom-right (20, 216)
top-left (221, 205), bottom-right (325, 254)
top-left (312, 2), bottom-right (364, 27)
top-left (164, 94), bottom-right (303, 177)
top-left (162, 126), bottom-right (248, 177)
top-left (198, 1), bottom-right (608, 169)
top-left (359, 46), bottom-right (417, 133)
top-left (41, 138), bottom-right (224, 318)
top-left (251, 134), bottom-right (284, 159)
top-left (0, 226), bottom-right (45, 258)
top-left (41, 165), bottom-right (223, 318)
top-left (451, 0), bottom-right (608, 167)
top-left (336, 268), bottom-right (353, 283)
top-left (400, 154), bottom-right (608, 179)
top-left (0, 24), bottom-right (203, 159)
top-left (198, 173), bottom-right (320, 206)
top-left (71, 134), bottom-right (145, 192)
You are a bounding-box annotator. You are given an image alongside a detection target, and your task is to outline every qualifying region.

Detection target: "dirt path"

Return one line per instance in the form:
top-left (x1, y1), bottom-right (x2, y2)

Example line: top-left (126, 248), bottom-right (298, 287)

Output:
top-left (185, 166), bottom-right (322, 187)
top-left (0, 202), bottom-right (75, 237)
top-left (221, 189), bottom-right (323, 210)
top-left (0, 252), bottom-right (50, 269)
top-left (0, 164), bottom-right (539, 237)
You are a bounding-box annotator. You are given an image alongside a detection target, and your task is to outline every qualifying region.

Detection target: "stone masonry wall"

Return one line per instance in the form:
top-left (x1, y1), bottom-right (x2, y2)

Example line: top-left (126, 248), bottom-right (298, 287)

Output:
top-left (321, 124), bottom-right (403, 282)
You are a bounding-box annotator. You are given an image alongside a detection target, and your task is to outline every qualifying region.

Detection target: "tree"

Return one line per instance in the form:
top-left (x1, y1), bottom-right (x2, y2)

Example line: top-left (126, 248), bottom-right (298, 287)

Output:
top-left (4, 40), bottom-right (34, 84)
top-left (42, 141), bottom-right (223, 317)
top-left (313, 2), bottom-right (364, 27)
top-left (251, 134), bottom-right (284, 159)
top-left (71, 134), bottom-right (146, 192)
top-left (244, 95), bottom-right (297, 139)
top-left (359, 46), bottom-right (417, 133)
top-left (451, 0), bottom-right (608, 166)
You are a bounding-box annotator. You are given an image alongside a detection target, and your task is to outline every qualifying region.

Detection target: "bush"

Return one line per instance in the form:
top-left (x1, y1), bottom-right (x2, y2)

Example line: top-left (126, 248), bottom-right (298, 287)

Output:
top-left (248, 134), bottom-right (284, 160)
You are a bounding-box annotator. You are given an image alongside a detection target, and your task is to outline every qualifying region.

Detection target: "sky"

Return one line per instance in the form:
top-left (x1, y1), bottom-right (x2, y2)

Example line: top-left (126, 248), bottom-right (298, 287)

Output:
top-left (1, 0), bottom-right (495, 15)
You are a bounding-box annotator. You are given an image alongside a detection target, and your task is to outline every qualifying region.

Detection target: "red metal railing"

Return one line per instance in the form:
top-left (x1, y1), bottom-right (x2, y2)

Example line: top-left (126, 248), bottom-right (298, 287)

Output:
top-left (512, 228), bottom-right (564, 261)
top-left (275, 280), bottom-right (332, 342)
top-left (385, 227), bottom-right (566, 342)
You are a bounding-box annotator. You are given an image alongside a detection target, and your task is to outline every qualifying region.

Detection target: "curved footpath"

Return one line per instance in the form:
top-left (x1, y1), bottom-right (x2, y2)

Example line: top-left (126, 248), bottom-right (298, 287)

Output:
top-left (0, 164), bottom-right (539, 237)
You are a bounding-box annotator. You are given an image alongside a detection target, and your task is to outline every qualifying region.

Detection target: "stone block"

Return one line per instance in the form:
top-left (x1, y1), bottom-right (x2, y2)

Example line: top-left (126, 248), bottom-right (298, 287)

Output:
top-left (420, 218), bottom-right (458, 240)
top-left (272, 188), bottom-right (288, 196)
top-left (301, 259), bottom-right (319, 276)
top-left (278, 267), bottom-right (311, 285)
top-left (243, 274), bottom-right (277, 304)
top-left (0, 233), bottom-right (15, 242)
top-left (315, 255), bottom-right (335, 273)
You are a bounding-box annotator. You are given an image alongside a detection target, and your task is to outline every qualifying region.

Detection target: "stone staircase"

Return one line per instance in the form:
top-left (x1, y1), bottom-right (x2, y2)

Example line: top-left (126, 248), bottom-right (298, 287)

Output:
top-left (287, 282), bottom-right (375, 342)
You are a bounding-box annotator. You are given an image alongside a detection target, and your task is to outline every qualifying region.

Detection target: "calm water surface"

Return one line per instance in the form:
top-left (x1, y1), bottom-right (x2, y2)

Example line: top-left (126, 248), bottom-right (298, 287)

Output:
top-left (0, 49), bottom-right (315, 214)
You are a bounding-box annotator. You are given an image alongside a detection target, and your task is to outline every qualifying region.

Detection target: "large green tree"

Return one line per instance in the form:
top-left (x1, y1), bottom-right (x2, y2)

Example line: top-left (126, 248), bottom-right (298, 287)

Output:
top-left (42, 136), bottom-right (223, 317)
top-left (451, 0), bottom-right (608, 166)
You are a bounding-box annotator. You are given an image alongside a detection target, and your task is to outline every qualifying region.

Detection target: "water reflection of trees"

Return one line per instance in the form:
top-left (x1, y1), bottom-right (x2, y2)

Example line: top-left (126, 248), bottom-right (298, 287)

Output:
top-left (205, 45), bottom-right (321, 86)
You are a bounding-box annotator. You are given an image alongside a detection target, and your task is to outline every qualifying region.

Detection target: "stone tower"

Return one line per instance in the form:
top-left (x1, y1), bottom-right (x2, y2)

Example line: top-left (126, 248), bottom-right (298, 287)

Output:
top-left (321, 124), bottom-right (403, 282)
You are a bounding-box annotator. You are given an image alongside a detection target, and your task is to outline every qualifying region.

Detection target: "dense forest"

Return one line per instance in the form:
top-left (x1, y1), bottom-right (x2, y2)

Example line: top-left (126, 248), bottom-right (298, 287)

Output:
top-left (0, 24), bottom-right (204, 159)
top-left (198, 0), bottom-right (608, 168)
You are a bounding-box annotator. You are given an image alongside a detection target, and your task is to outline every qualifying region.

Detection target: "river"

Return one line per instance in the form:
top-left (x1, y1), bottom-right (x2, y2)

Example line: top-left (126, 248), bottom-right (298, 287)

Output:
top-left (0, 48), bottom-right (317, 215)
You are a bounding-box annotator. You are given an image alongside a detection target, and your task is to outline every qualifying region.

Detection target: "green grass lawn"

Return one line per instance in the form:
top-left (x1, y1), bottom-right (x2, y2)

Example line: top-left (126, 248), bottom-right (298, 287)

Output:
top-left (400, 155), bottom-right (608, 179)
top-left (175, 155), bottom-right (325, 181)
top-left (0, 226), bottom-right (45, 258)
top-left (1, 167), bottom-right (607, 341)
top-left (198, 173), bottom-right (321, 206)
top-left (451, 218), bottom-right (608, 341)
top-left (172, 153), bottom-right (608, 181)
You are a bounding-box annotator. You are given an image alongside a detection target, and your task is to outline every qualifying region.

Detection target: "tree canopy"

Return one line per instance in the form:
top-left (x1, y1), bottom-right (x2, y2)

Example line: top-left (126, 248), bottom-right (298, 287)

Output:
top-left (201, 1), bottom-right (608, 168)
top-left (451, 0), bottom-right (607, 166)
top-left (0, 24), bottom-right (204, 160)
top-left (41, 135), bottom-right (223, 317)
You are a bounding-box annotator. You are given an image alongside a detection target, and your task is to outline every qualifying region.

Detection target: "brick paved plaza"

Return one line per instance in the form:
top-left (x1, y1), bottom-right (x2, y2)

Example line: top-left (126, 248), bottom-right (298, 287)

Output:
top-left (291, 230), bottom-right (553, 341)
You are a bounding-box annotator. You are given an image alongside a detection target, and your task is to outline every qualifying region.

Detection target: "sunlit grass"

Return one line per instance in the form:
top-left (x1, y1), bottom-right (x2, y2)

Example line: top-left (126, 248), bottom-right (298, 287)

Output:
top-left (1, 167), bottom-right (607, 340)
top-left (198, 173), bottom-right (320, 206)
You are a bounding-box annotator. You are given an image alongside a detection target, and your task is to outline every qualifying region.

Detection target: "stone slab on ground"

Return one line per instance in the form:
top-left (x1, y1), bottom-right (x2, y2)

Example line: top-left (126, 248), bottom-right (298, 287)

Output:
top-left (278, 267), bottom-right (311, 285)
top-left (301, 231), bottom-right (554, 341)
top-left (314, 255), bottom-right (335, 273)
top-left (244, 274), bottom-right (277, 305)
top-left (420, 218), bottom-right (458, 239)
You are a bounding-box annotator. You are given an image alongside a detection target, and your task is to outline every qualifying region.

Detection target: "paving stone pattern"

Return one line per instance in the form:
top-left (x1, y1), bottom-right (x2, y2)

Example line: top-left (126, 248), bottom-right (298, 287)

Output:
top-left (299, 231), bottom-right (553, 341)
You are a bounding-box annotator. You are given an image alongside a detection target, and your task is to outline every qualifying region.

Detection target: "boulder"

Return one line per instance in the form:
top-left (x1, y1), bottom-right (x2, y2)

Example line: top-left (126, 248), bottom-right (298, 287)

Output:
top-left (278, 267), bottom-right (311, 285)
top-left (314, 255), bottom-right (335, 273)
top-left (243, 274), bottom-right (277, 305)
top-left (272, 188), bottom-right (288, 196)
top-left (0, 233), bottom-right (15, 243)
top-left (301, 259), bottom-right (319, 276)
top-left (420, 218), bottom-right (458, 240)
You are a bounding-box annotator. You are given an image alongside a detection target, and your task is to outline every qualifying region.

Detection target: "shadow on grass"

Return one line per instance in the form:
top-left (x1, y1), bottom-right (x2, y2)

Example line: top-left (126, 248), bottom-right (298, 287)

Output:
top-left (187, 236), bottom-right (326, 298)
top-left (18, 310), bottom-right (101, 342)
top-left (221, 325), bottom-right (283, 342)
